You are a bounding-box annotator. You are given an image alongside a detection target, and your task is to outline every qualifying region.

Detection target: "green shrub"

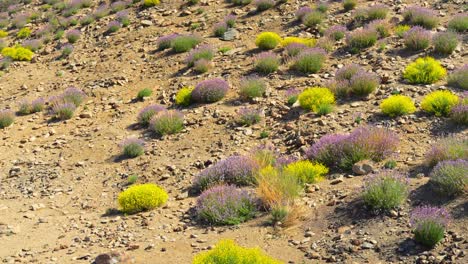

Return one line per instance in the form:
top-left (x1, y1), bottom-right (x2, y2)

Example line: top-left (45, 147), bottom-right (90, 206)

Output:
top-left (447, 14), bottom-right (468, 32)
top-left (362, 172), bottom-right (408, 211)
top-left (380, 95), bottom-right (416, 117)
top-left (150, 110), bottom-right (184, 135)
top-left (298, 87), bottom-right (335, 113)
top-left (292, 48), bottom-right (326, 74)
top-left (411, 206), bottom-right (450, 248)
top-left (0, 110), bottom-right (14, 128)
top-left (255, 52), bottom-right (280, 74)
top-left (347, 28), bottom-right (378, 53)
top-left (121, 138), bottom-right (145, 158)
top-left (421, 90), bottom-right (459, 117)
top-left (283, 160), bottom-right (328, 185)
top-left (17, 27), bottom-right (31, 38)
top-left (432, 31), bottom-right (458, 55)
top-left (1, 46), bottom-right (34, 61)
top-left (175, 87), bottom-right (193, 106)
top-left (403, 57), bottom-right (446, 84)
top-left (429, 160), bottom-right (467, 197)
top-left (239, 77), bottom-right (266, 99)
top-left (171, 35), bottom-right (202, 53)
top-left (343, 0), bottom-right (357, 11)
top-left (192, 239), bottom-right (282, 264)
top-left (137, 88), bottom-right (152, 100)
top-left (118, 183), bottom-right (168, 214)
top-left (302, 11), bottom-right (323, 27)
top-left (255, 32), bottom-right (281, 50)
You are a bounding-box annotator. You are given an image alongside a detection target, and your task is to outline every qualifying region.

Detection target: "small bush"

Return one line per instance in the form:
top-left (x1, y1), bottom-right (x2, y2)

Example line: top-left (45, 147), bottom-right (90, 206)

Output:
top-left (421, 90), bottom-right (459, 117)
top-left (61, 44), bottom-right (74, 58)
top-left (157, 34), bottom-right (178, 50)
top-left (286, 88), bottom-right (300, 105)
top-left (62, 87), bottom-right (86, 107)
top-left (196, 185), bottom-right (257, 225)
top-left (411, 206), bottom-right (450, 248)
top-left (362, 172), bottom-right (408, 211)
top-left (325, 25), bottom-right (347, 41)
top-left (0, 30), bottom-right (7, 38)
top-left (171, 35), bottom-right (202, 53)
top-left (451, 98), bottom-right (468, 125)
top-left (447, 13), bottom-right (468, 32)
top-left (120, 138), bottom-right (145, 158)
top-left (433, 31), bottom-right (458, 55)
top-left (295, 6), bottom-right (313, 21)
top-left (403, 6), bottom-right (438, 29)
top-left (255, 32), bottom-right (282, 50)
top-left (366, 19), bottom-right (391, 38)
top-left (17, 27), bottom-right (31, 38)
top-left (349, 71), bottom-right (380, 96)
top-left (256, 166), bottom-right (301, 209)
top-left (51, 102), bottom-right (76, 120)
top-left (403, 26), bottom-right (431, 51)
top-left (425, 136), bottom-right (468, 167)
top-left (403, 57), bottom-right (446, 84)
top-left (283, 160), bottom-right (328, 185)
top-left (302, 11), bottom-right (323, 27)
top-left (298, 87), bottom-right (335, 113)
top-left (107, 21), bottom-right (121, 33)
top-left (150, 110), bottom-right (184, 136)
top-left (143, 0), bottom-right (160, 7)
top-left (137, 104), bottom-right (166, 125)
top-left (185, 45), bottom-right (214, 67)
top-left (193, 59), bottom-right (211, 73)
top-left (224, 15), bottom-right (236, 27)
top-left (284, 43), bottom-right (307, 57)
top-left (254, 0), bottom-right (275, 12)
top-left (343, 0), bottom-right (357, 11)
top-left (395, 25), bottom-right (411, 38)
top-left (194, 155), bottom-right (259, 191)
top-left (429, 159), bottom-right (467, 197)
top-left (192, 78), bottom-right (229, 103)
top-left (347, 28), bottom-right (378, 53)
top-left (292, 48), bottom-right (326, 74)
top-left (213, 21), bottom-right (227, 37)
top-left (255, 52), bottom-right (280, 74)
top-left (66, 29), bottom-right (80, 43)
top-left (137, 88), bottom-right (152, 100)
top-left (80, 15), bottom-right (95, 25)
top-left (328, 64), bottom-right (379, 97)
top-left (380, 95), bottom-right (416, 117)
top-left (237, 107), bottom-right (262, 126)
top-left (175, 87), bottom-right (193, 106)
top-left (1, 46), bottom-right (34, 61)
top-left (192, 239), bottom-right (282, 264)
top-left (447, 65), bottom-right (468, 90)
top-left (0, 110), bottom-right (14, 128)
top-left (239, 76), bottom-right (266, 99)
top-left (18, 98), bottom-right (45, 115)
top-left (232, 0), bottom-right (252, 6)
top-left (366, 4), bottom-right (389, 21)
top-left (118, 183), bottom-right (168, 214)
top-left (22, 39), bottom-right (42, 52)
top-left (280, 37), bottom-right (316, 48)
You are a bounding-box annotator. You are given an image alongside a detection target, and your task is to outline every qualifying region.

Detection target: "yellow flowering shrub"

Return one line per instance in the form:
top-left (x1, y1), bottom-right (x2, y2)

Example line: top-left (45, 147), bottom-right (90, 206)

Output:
top-left (193, 240), bottom-right (283, 264)
top-left (283, 160), bottom-right (328, 184)
top-left (17, 27), bottom-right (31, 39)
top-left (143, 0), bottom-right (160, 7)
top-left (281, 36), bottom-right (316, 47)
top-left (298, 87), bottom-right (335, 113)
top-left (0, 30), bottom-right (7, 38)
top-left (255, 32), bottom-right (282, 50)
top-left (1, 46), bottom-right (34, 61)
top-left (380, 95), bottom-right (416, 117)
top-left (421, 90), bottom-right (459, 117)
top-left (403, 57), bottom-right (446, 84)
top-left (118, 183), bottom-right (168, 214)
top-left (175, 86), bottom-right (193, 106)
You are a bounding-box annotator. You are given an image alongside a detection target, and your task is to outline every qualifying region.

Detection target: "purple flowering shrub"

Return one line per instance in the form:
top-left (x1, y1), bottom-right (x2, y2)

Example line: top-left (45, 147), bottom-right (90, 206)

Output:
top-left (185, 45), bottom-right (214, 67)
top-left (447, 13), bottom-right (468, 32)
top-left (137, 104), bottom-right (166, 125)
top-left (213, 21), bottom-right (228, 37)
top-left (107, 21), bottom-right (121, 33)
top-left (239, 76), bottom-right (266, 99)
top-left (18, 98), bottom-right (45, 115)
top-left (286, 87), bottom-right (300, 105)
top-left (328, 64), bottom-right (379, 97)
top-left (362, 172), bottom-right (409, 211)
top-left (237, 107), bottom-right (262, 126)
top-left (285, 43), bottom-right (307, 57)
top-left (66, 29), bottom-right (81, 43)
top-left (255, 52), bottom-right (280, 74)
top-left (192, 78), bottom-right (229, 103)
top-left (403, 6), bottom-right (439, 29)
top-left (451, 101), bottom-right (468, 125)
top-left (120, 138), bottom-right (145, 158)
top-left (306, 126), bottom-right (399, 170)
top-left (194, 155), bottom-right (259, 191)
top-left (291, 47), bottom-right (326, 74)
top-left (157, 33), bottom-right (178, 50)
top-left (149, 110), bottom-right (184, 136)
top-left (0, 109), bottom-right (14, 128)
top-left (411, 206), bottom-right (450, 247)
top-left (346, 28), bottom-right (378, 53)
top-left (429, 159), bottom-right (467, 197)
top-left (425, 136), bottom-right (468, 167)
top-left (433, 31), bottom-right (459, 55)
top-left (295, 6), bottom-right (313, 21)
top-left (325, 25), bottom-right (347, 41)
top-left (254, 0), bottom-right (275, 12)
top-left (62, 87), bottom-right (86, 106)
top-left (196, 185), bottom-right (257, 225)
top-left (366, 4), bottom-right (389, 21)
top-left (447, 64), bottom-right (468, 90)
top-left (366, 19), bottom-right (391, 38)
top-left (50, 102), bottom-right (76, 120)
top-left (403, 26), bottom-right (431, 51)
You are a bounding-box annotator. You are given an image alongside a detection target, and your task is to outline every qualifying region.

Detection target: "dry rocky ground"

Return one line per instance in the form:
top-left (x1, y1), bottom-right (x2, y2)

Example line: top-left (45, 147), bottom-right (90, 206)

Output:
top-left (0, 0), bottom-right (466, 263)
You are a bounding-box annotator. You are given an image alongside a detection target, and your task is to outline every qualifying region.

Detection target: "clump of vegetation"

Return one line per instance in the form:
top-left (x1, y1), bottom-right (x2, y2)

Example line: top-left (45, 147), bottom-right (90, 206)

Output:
top-left (362, 172), bottom-right (408, 211)
top-left (447, 64), bottom-right (468, 90)
top-left (137, 104), bottom-right (166, 125)
top-left (120, 138), bottom-right (145, 158)
top-left (425, 136), bottom-right (468, 167)
top-left (342, 0), bottom-right (357, 11)
top-left (1, 46), bottom-right (34, 61)
top-left (280, 36), bottom-right (316, 48)
top-left (254, 0), bottom-right (275, 12)
top-left (61, 44), bottom-right (74, 58)
top-left (295, 6), bottom-right (313, 21)
top-left (239, 76), bottom-right (266, 100)
top-left (0, 110), bottom-right (14, 129)
top-left (410, 206), bottom-right (450, 248)
top-left (196, 185), bottom-right (257, 225)
top-left (193, 59), bottom-right (211, 73)
top-left (213, 21), bottom-right (228, 37)
top-left (118, 183), bottom-right (168, 214)
top-left (366, 4), bottom-right (389, 21)
top-left (432, 31), bottom-right (459, 55)
top-left (328, 64), bottom-right (380, 97)
top-left (395, 25), bottom-right (411, 38)
top-left (107, 21), bottom-right (121, 33)
top-left (255, 32), bottom-right (282, 50)
top-left (237, 107), bottom-right (262, 126)
top-left (150, 110), bottom-right (184, 136)
top-left (22, 39), bottom-right (43, 52)
top-left (447, 13), bottom-right (468, 32)
top-left (50, 102), bottom-right (76, 120)
top-left (137, 88), bottom-right (152, 100)
top-left (403, 57), bottom-right (446, 84)
top-left (192, 78), bottom-right (229, 103)
top-left (403, 26), bottom-right (431, 51)
top-left (192, 239), bottom-right (282, 264)
top-left (157, 34), bottom-right (178, 50)
top-left (255, 52), bottom-right (280, 74)
top-left (325, 25), bottom-right (347, 41)
top-left (302, 11), bottom-right (324, 28)
top-left (451, 96), bottom-right (468, 125)
top-left (18, 98), bottom-right (45, 115)
top-left (346, 28), bottom-right (378, 53)
top-left (286, 88), bottom-right (300, 105)
top-left (17, 27), bottom-right (31, 38)
top-left (194, 155), bottom-right (259, 191)
top-left (185, 45), bottom-right (214, 67)
top-left (348, 71), bottom-right (380, 96)
top-left (421, 90), bottom-right (459, 117)
top-left (307, 126), bottom-right (399, 170)
top-left (429, 159), bottom-right (467, 197)
top-left (171, 34), bottom-right (202, 53)
top-left (291, 48), bottom-right (326, 74)
top-left (380, 95), bottom-right (416, 117)
top-left (297, 87), bottom-right (335, 114)
top-left (283, 160), bottom-right (328, 185)
top-left (175, 87), bottom-right (193, 106)
top-left (143, 0), bottom-right (160, 8)
top-left (66, 29), bottom-right (81, 43)
top-left (403, 6), bottom-right (439, 29)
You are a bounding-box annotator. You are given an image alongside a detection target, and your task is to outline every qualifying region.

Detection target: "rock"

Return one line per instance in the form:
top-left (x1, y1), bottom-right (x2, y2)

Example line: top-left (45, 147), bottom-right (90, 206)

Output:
top-left (330, 177), bottom-right (344, 185)
top-left (361, 242), bottom-right (375, 249)
top-left (8, 166), bottom-right (21, 178)
top-left (352, 160), bottom-right (375, 175)
top-left (141, 20), bottom-right (153, 26)
top-left (94, 252), bottom-right (134, 264)
top-left (79, 112), bottom-right (93, 118)
top-left (221, 28), bottom-right (239, 41)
